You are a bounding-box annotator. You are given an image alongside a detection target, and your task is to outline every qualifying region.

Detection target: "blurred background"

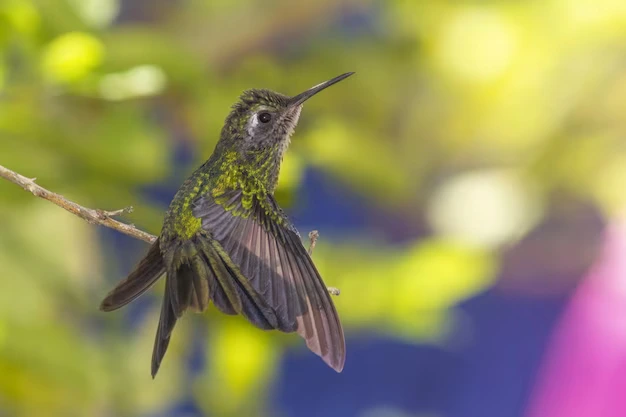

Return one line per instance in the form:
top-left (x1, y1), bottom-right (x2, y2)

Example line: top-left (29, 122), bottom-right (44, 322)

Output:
top-left (1, 0), bottom-right (626, 416)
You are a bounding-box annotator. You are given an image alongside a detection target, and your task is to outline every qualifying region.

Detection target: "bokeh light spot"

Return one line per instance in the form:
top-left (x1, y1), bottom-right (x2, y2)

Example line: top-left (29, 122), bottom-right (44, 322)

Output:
top-left (99, 65), bottom-right (167, 100)
top-left (2, 0), bottom-right (40, 34)
top-left (436, 7), bottom-right (518, 81)
top-left (427, 169), bottom-right (538, 247)
top-left (211, 321), bottom-right (274, 407)
top-left (41, 32), bottom-right (104, 83)
top-left (67, 0), bottom-right (119, 28)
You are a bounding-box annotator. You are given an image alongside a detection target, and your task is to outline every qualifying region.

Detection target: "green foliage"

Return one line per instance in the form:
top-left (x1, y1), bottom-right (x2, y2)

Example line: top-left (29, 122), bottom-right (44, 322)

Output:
top-left (1, 0), bottom-right (625, 416)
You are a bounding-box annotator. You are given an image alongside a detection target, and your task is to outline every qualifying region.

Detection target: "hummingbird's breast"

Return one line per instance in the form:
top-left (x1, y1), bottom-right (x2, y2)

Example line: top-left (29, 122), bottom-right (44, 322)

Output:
top-left (161, 150), bottom-right (252, 242)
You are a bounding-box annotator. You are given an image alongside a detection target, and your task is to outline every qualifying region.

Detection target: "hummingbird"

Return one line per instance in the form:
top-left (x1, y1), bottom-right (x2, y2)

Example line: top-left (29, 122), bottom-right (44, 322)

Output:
top-left (100, 72), bottom-right (354, 377)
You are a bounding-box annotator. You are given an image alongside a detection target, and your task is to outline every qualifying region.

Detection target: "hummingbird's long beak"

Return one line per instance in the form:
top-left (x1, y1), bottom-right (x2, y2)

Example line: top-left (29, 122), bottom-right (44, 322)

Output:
top-left (289, 72), bottom-right (354, 107)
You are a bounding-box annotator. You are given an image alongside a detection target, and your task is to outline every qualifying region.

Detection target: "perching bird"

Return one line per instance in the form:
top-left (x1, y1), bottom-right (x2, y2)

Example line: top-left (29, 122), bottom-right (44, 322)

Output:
top-left (100, 72), bottom-right (354, 377)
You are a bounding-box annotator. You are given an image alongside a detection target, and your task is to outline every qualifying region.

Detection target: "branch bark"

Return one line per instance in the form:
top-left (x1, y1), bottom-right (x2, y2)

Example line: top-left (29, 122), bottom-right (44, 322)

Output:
top-left (0, 164), bottom-right (156, 244)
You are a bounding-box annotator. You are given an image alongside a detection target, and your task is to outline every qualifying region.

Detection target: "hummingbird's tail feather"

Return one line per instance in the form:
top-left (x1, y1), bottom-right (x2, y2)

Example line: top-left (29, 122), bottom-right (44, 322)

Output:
top-left (167, 260), bottom-right (194, 318)
top-left (188, 255), bottom-right (210, 312)
top-left (151, 242), bottom-right (208, 377)
top-left (100, 240), bottom-right (165, 312)
top-left (150, 235), bottom-right (280, 378)
top-left (151, 273), bottom-right (177, 378)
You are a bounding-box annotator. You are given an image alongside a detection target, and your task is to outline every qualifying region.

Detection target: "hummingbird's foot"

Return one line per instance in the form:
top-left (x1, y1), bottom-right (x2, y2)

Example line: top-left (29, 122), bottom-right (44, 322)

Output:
top-left (327, 287), bottom-right (341, 296)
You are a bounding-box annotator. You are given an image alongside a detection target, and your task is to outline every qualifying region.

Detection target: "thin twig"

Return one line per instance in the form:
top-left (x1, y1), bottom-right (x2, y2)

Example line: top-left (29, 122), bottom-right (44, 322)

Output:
top-left (308, 230), bottom-right (340, 296)
top-left (308, 230), bottom-right (319, 256)
top-left (0, 164), bottom-right (156, 244)
top-left (326, 287), bottom-right (341, 296)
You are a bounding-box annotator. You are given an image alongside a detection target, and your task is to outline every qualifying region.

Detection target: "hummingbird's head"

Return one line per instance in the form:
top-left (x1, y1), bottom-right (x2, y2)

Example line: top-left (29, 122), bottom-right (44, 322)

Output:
top-left (219, 72), bottom-right (354, 162)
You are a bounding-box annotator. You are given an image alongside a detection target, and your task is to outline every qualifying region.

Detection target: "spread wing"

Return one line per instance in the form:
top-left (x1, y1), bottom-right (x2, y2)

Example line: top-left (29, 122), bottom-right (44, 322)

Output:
top-left (192, 189), bottom-right (345, 372)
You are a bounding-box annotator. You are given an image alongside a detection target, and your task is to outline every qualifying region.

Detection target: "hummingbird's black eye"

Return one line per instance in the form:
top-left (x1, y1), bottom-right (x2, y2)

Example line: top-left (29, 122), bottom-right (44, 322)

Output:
top-left (258, 112), bottom-right (272, 123)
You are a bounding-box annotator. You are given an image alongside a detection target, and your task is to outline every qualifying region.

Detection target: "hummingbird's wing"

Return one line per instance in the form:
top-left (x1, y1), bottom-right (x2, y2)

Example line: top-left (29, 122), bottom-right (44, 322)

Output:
top-left (192, 189), bottom-right (345, 372)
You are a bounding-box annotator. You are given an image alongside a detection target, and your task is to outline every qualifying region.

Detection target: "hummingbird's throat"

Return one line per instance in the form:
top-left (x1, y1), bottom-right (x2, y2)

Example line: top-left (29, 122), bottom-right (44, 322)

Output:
top-left (279, 105), bottom-right (302, 156)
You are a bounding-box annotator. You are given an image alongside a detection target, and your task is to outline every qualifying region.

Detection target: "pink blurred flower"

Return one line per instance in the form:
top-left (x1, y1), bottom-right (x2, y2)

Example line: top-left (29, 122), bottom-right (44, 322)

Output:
top-left (526, 220), bottom-right (626, 417)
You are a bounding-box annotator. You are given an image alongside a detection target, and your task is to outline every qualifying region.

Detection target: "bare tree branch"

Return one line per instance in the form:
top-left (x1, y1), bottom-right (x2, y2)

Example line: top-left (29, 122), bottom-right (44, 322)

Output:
top-left (0, 164), bottom-right (156, 244)
top-left (0, 163), bottom-right (340, 295)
